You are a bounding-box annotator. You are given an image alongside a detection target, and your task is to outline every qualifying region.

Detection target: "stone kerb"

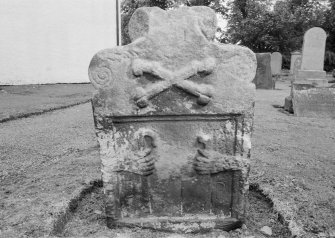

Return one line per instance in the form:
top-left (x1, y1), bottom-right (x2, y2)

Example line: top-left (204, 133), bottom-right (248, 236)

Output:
top-left (297, 27), bottom-right (327, 81)
top-left (292, 84), bottom-right (335, 118)
top-left (88, 6), bottom-right (257, 233)
top-left (271, 52), bottom-right (282, 75)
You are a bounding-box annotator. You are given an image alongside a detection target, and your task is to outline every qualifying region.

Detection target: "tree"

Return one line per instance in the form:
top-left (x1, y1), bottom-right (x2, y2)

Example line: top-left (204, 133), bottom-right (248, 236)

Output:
top-left (225, 0), bottom-right (328, 69)
top-left (224, 0), bottom-right (275, 51)
top-left (323, 0), bottom-right (335, 71)
top-left (120, 0), bottom-right (333, 71)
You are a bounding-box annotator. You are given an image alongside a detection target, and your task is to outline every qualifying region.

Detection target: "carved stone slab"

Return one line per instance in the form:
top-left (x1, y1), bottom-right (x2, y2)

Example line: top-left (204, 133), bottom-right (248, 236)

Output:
top-left (89, 6), bottom-right (256, 233)
top-left (252, 53), bottom-right (274, 89)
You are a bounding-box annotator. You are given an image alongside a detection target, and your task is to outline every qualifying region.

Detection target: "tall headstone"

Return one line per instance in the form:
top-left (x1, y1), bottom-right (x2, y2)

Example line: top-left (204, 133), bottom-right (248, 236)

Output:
top-left (89, 6), bottom-right (257, 232)
top-left (253, 53), bottom-right (274, 89)
top-left (271, 52), bottom-right (282, 75)
top-left (297, 27), bottom-right (327, 82)
top-left (290, 51), bottom-right (301, 74)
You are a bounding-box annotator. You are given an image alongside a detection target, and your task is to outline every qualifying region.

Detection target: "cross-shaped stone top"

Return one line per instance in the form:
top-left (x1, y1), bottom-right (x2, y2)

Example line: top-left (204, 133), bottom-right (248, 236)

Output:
top-left (89, 6), bottom-right (257, 116)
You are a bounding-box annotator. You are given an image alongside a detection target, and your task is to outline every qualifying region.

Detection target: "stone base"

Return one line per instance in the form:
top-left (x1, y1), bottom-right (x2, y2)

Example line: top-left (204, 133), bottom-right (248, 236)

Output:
top-left (294, 78), bottom-right (328, 88)
top-left (109, 216), bottom-right (242, 233)
top-left (297, 70), bottom-right (326, 80)
top-left (292, 84), bottom-right (335, 118)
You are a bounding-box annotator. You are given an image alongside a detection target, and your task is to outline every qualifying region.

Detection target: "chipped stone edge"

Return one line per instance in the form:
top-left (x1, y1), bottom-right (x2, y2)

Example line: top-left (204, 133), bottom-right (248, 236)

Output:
top-left (50, 179), bottom-right (103, 236)
top-left (250, 183), bottom-right (305, 238)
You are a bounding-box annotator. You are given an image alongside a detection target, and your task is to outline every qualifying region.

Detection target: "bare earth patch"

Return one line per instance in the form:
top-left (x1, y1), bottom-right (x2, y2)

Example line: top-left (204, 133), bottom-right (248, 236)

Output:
top-left (1, 80), bottom-right (334, 237)
top-left (58, 185), bottom-right (290, 238)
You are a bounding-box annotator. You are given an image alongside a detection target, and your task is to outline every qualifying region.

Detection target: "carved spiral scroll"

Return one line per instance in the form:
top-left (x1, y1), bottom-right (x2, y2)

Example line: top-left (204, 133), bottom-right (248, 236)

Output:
top-left (88, 54), bottom-right (116, 89)
top-left (89, 65), bottom-right (114, 89)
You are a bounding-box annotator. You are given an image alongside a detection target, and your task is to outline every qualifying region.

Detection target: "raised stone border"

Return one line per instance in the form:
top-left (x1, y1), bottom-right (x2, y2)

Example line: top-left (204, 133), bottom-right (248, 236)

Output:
top-left (50, 180), bottom-right (294, 237)
top-left (50, 180), bottom-right (103, 236)
top-left (250, 183), bottom-right (304, 238)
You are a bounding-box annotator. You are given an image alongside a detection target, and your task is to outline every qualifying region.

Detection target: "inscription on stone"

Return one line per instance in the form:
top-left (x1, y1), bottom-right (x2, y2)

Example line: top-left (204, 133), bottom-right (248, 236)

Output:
top-left (290, 51), bottom-right (301, 75)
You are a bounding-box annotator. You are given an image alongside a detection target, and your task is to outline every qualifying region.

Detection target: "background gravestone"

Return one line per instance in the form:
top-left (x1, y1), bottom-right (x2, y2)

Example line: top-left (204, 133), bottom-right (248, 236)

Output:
top-left (88, 6), bottom-right (257, 233)
top-left (271, 52), bottom-right (282, 75)
top-left (290, 27), bottom-right (333, 117)
top-left (290, 51), bottom-right (301, 75)
top-left (252, 53), bottom-right (274, 89)
top-left (293, 57), bottom-right (302, 77)
top-left (297, 27), bottom-right (327, 81)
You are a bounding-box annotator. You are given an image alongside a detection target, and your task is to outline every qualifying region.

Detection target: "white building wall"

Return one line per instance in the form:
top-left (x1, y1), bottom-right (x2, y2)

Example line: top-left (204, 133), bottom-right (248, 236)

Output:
top-left (0, 0), bottom-right (118, 85)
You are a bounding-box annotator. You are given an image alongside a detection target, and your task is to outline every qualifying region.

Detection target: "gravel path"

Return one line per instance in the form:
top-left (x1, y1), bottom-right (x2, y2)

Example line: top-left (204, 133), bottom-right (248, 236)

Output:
top-left (0, 84), bottom-right (93, 122)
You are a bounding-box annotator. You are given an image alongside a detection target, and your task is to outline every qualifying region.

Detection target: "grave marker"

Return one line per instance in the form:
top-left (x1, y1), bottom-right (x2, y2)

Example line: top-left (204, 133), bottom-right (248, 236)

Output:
top-left (297, 27), bottom-right (327, 82)
top-left (89, 6), bottom-right (257, 232)
top-left (271, 52), bottom-right (282, 75)
top-left (252, 53), bottom-right (274, 89)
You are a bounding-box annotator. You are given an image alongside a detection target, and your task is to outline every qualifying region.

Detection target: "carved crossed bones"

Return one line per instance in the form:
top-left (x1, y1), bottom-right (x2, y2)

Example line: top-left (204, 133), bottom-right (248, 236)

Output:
top-left (132, 57), bottom-right (216, 108)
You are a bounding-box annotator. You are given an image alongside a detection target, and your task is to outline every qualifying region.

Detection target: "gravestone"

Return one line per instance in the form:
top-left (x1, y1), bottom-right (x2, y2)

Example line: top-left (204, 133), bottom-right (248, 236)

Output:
top-left (252, 53), bottom-right (274, 89)
top-left (89, 6), bottom-right (257, 233)
top-left (290, 51), bottom-right (301, 75)
top-left (297, 27), bottom-right (327, 82)
top-left (271, 52), bottom-right (282, 75)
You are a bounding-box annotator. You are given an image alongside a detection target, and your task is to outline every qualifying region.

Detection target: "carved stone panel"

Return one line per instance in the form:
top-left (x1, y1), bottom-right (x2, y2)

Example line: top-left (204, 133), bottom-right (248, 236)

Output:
top-left (96, 114), bottom-right (252, 231)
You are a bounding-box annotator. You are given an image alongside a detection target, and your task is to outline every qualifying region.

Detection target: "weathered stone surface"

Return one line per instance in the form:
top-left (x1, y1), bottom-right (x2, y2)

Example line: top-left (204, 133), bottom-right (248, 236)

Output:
top-left (270, 52), bottom-right (282, 75)
top-left (284, 95), bottom-right (293, 113)
top-left (253, 53), bottom-right (274, 89)
top-left (292, 83), bottom-right (335, 118)
top-left (297, 27), bottom-right (327, 81)
top-left (88, 6), bottom-right (256, 232)
top-left (290, 51), bottom-right (301, 75)
top-left (293, 55), bottom-right (302, 77)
